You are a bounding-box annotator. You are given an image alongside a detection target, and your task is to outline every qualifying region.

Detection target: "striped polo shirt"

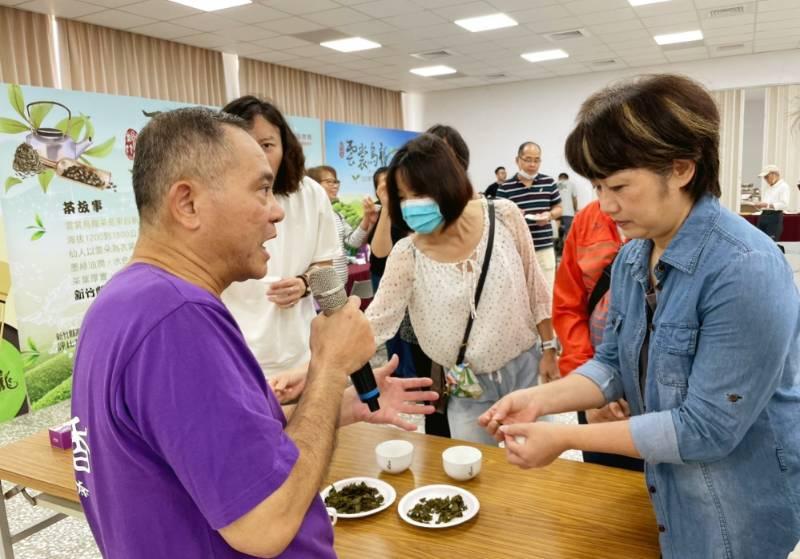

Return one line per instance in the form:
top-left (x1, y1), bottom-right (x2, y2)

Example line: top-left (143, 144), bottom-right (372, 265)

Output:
top-left (495, 173), bottom-right (561, 250)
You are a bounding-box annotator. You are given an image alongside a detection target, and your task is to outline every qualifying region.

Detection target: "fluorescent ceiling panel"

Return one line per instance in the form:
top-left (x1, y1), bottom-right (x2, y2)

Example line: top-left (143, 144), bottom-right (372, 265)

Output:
top-left (654, 30), bottom-right (703, 45)
top-left (168, 0), bottom-right (251, 12)
top-left (521, 49), bottom-right (569, 63)
top-left (629, 0), bottom-right (670, 6)
top-left (455, 13), bottom-right (518, 32)
top-left (410, 65), bottom-right (457, 77)
top-left (320, 37), bottom-right (381, 52)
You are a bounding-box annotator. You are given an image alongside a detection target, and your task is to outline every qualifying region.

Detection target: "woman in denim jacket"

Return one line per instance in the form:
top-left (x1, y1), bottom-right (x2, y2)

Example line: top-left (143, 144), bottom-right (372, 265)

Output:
top-left (481, 74), bottom-right (800, 558)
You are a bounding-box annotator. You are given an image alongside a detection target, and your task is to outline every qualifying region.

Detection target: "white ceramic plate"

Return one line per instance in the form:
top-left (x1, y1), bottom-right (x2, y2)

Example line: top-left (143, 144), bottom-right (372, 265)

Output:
top-left (397, 484), bottom-right (479, 529)
top-left (320, 477), bottom-right (396, 519)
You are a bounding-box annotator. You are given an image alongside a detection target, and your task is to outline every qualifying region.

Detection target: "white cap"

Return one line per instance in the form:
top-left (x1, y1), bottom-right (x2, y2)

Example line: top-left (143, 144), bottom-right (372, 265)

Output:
top-left (759, 164), bottom-right (781, 177)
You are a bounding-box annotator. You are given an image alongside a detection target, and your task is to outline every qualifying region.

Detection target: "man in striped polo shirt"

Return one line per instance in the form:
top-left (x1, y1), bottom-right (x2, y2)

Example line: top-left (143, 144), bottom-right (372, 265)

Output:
top-left (496, 141), bottom-right (563, 286)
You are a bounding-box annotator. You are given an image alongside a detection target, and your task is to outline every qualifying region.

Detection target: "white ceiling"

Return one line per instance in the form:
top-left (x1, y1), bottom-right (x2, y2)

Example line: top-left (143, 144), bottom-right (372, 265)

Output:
top-left (3, 0), bottom-right (800, 93)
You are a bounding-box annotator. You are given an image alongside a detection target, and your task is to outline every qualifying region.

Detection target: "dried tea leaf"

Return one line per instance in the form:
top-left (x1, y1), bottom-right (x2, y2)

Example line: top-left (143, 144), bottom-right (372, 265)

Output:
top-left (407, 495), bottom-right (467, 525)
top-left (323, 482), bottom-right (384, 514)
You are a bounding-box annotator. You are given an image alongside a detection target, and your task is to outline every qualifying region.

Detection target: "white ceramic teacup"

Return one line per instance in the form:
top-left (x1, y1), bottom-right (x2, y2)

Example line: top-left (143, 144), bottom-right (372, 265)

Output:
top-left (326, 506), bottom-right (338, 526)
top-left (375, 439), bottom-right (414, 474)
top-left (442, 445), bottom-right (482, 481)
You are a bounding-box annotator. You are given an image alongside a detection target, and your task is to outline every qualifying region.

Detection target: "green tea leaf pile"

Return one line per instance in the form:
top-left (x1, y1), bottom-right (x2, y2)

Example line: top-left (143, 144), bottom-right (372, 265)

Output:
top-left (324, 482), bottom-right (384, 514)
top-left (408, 495), bottom-right (467, 525)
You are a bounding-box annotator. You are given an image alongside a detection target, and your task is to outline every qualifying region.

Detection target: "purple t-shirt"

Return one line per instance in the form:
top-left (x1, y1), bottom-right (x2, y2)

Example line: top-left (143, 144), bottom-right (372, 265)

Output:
top-left (70, 263), bottom-right (336, 558)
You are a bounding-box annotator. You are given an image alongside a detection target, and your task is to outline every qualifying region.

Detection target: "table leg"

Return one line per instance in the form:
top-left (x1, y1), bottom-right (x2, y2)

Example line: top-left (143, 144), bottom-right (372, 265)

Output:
top-left (0, 483), bottom-right (15, 559)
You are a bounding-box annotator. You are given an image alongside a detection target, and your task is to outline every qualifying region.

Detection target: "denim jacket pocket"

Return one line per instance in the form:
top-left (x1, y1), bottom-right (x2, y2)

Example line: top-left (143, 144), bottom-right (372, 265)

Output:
top-left (653, 324), bottom-right (698, 387)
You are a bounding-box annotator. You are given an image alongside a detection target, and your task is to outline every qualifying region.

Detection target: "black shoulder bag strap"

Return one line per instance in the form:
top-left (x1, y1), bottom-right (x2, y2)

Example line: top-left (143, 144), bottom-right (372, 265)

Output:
top-left (587, 256), bottom-right (615, 318)
top-left (456, 200), bottom-right (495, 366)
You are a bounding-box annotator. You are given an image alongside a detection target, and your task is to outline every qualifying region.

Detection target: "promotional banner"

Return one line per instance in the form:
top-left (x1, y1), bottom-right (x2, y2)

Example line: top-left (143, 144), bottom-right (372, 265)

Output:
top-left (324, 120), bottom-right (417, 201)
top-left (287, 115), bottom-right (323, 168)
top-left (0, 84), bottom-right (196, 420)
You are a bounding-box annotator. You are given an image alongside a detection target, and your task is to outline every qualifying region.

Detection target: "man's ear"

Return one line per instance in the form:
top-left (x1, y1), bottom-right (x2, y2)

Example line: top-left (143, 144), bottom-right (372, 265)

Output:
top-left (165, 180), bottom-right (201, 231)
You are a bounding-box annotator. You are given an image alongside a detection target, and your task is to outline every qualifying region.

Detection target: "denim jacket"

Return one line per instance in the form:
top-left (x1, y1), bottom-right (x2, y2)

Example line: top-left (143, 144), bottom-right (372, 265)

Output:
top-left (576, 195), bottom-right (800, 558)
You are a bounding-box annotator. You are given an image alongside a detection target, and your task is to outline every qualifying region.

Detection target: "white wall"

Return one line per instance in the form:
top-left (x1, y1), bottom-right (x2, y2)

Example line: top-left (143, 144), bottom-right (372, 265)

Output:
top-left (414, 49), bottom-right (800, 211)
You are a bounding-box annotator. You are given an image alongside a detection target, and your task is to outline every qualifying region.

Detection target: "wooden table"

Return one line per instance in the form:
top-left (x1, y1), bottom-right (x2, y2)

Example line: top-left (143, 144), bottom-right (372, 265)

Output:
top-left (326, 424), bottom-right (659, 559)
top-left (0, 424), bottom-right (660, 559)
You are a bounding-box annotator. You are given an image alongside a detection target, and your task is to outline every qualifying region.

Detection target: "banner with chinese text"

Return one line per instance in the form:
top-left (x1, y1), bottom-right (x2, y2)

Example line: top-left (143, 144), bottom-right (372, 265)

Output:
top-left (323, 120), bottom-right (418, 202)
top-left (0, 84), bottom-right (196, 420)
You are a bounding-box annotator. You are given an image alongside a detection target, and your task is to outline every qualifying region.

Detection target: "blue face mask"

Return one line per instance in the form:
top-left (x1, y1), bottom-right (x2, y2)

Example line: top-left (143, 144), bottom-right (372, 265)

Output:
top-left (400, 198), bottom-right (444, 234)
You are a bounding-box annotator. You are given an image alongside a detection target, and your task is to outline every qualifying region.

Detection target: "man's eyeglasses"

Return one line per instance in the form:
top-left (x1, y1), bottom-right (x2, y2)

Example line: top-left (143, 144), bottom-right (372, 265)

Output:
top-left (519, 157), bottom-right (541, 165)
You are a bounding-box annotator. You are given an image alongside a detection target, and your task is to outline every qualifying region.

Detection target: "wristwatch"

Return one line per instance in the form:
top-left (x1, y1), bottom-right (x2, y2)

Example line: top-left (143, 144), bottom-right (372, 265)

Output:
top-left (540, 339), bottom-right (559, 352)
top-left (296, 273), bottom-right (311, 298)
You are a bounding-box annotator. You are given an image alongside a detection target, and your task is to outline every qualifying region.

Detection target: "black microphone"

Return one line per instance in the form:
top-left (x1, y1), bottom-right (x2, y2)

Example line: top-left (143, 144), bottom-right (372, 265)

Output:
top-left (308, 266), bottom-right (380, 412)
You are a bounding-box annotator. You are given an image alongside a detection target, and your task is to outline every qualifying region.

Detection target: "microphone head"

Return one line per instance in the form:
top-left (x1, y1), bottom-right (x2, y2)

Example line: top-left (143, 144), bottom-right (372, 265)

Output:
top-left (308, 266), bottom-right (348, 315)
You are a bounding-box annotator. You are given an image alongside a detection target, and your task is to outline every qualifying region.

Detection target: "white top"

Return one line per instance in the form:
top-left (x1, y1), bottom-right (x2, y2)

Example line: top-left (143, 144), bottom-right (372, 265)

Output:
top-left (366, 198), bottom-right (552, 374)
top-left (762, 178), bottom-right (790, 211)
top-left (333, 211), bottom-right (368, 286)
top-left (557, 180), bottom-right (577, 216)
top-left (222, 177), bottom-right (341, 376)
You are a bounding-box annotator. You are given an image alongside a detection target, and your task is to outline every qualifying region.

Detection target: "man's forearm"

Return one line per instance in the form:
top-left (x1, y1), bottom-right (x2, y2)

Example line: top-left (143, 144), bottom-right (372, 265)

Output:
top-left (219, 361), bottom-right (347, 557)
top-left (550, 205), bottom-right (563, 220)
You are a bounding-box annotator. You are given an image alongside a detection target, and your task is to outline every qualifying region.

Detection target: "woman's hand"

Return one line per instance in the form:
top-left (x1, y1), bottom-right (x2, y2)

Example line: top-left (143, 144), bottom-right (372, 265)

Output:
top-left (268, 366), bottom-right (308, 404)
top-left (362, 196), bottom-right (380, 230)
top-left (539, 350), bottom-right (560, 383)
top-left (478, 388), bottom-right (541, 441)
top-left (267, 277), bottom-right (306, 308)
top-left (499, 422), bottom-right (568, 469)
top-left (585, 399), bottom-right (630, 423)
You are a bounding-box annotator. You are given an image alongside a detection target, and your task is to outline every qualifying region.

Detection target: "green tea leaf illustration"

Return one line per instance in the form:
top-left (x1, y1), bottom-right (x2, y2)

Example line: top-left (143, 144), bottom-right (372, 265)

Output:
top-left (54, 115), bottom-right (85, 141)
top-left (34, 213), bottom-right (43, 228)
top-left (83, 136), bottom-right (115, 158)
top-left (30, 102), bottom-right (53, 129)
top-left (31, 230), bottom-right (45, 241)
top-left (27, 338), bottom-right (39, 353)
top-left (38, 170), bottom-right (54, 193)
top-left (7, 85), bottom-right (26, 122)
top-left (83, 116), bottom-right (95, 141)
top-left (4, 177), bottom-right (22, 192)
top-left (0, 117), bottom-right (31, 134)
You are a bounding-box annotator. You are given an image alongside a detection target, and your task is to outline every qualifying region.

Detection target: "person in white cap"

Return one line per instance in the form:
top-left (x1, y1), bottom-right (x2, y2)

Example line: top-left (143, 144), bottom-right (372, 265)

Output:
top-left (756, 164), bottom-right (790, 245)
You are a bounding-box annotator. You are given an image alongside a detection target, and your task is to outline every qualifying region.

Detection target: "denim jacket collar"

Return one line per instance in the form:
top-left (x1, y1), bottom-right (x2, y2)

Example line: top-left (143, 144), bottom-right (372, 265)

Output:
top-left (625, 194), bottom-right (721, 281)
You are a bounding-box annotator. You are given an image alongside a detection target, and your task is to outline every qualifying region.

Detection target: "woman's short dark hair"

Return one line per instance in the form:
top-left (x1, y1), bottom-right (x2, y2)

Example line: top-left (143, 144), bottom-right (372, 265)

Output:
top-left (373, 166), bottom-right (388, 190)
top-left (386, 134), bottom-right (473, 230)
top-left (426, 124), bottom-right (469, 170)
top-left (565, 74), bottom-right (721, 201)
top-left (307, 165), bottom-right (337, 184)
top-left (223, 95), bottom-right (305, 196)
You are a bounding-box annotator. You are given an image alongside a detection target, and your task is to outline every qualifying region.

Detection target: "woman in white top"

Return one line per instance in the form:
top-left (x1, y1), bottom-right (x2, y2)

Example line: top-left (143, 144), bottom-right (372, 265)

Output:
top-left (221, 96), bottom-right (340, 377)
top-left (307, 165), bottom-right (378, 286)
top-left (366, 134), bottom-right (559, 444)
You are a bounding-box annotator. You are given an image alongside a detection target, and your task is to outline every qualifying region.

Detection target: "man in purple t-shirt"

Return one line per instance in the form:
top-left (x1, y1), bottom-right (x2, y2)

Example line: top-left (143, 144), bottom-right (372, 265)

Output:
top-left (70, 108), bottom-right (436, 558)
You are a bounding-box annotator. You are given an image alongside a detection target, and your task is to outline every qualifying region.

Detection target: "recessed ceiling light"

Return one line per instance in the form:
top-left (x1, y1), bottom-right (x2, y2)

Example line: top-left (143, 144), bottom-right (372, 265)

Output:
top-left (629, 0), bottom-right (670, 6)
top-left (455, 13), bottom-right (518, 32)
top-left (410, 65), bottom-right (457, 77)
top-left (320, 37), bottom-right (381, 53)
top-left (168, 0), bottom-right (251, 11)
top-left (521, 49), bottom-right (569, 63)
top-left (654, 30), bottom-right (703, 45)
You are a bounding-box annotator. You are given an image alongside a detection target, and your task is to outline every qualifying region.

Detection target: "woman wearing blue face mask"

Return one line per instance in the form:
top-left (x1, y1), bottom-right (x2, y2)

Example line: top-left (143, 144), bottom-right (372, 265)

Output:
top-left (365, 134), bottom-right (558, 445)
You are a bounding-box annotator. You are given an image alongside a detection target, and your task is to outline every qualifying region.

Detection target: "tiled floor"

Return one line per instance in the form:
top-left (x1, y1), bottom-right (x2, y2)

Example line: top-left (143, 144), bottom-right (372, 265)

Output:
top-left (1, 244), bottom-right (798, 559)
